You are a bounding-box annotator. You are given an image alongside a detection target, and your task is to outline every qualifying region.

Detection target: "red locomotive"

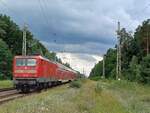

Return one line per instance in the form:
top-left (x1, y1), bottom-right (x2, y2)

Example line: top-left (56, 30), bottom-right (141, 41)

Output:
top-left (13, 55), bottom-right (77, 92)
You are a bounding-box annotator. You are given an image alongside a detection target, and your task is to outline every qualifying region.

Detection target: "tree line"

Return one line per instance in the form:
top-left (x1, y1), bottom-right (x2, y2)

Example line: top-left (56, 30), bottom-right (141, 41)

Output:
top-left (0, 14), bottom-right (71, 80)
top-left (89, 19), bottom-right (150, 84)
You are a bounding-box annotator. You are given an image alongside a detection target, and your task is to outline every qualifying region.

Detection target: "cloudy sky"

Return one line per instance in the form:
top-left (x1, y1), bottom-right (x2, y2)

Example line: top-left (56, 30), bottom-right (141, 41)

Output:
top-left (0, 0), bottom-right (150, 76)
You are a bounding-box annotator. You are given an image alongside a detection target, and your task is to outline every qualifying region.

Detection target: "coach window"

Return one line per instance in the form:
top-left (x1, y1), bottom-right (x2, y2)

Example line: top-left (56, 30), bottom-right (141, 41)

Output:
top-left (27, 59), bottom-right (36, 66)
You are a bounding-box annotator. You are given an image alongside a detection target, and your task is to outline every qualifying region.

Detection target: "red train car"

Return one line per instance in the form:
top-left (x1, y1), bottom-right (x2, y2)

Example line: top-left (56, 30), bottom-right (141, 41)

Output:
top-left (13, 55), bottom-right (77, 92)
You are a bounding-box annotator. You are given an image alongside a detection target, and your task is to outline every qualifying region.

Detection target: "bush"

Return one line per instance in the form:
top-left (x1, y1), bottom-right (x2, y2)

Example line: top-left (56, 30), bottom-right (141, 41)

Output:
top-left (70, 80), bottom-right (82, 88)
top-left (89, 76), bottom-right (101, 81)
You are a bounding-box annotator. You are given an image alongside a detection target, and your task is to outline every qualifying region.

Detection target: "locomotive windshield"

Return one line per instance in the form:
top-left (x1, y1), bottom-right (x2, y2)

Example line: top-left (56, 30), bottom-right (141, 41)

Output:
top-left (16, 58), bottom-right (36, 66)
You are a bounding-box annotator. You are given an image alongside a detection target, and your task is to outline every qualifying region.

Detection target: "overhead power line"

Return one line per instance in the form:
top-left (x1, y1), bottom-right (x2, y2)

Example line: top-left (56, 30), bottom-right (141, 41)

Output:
top-left (0, 0), bottom-right (32, 29)
top-left (0, 0), bottom-right (24, 22)
top-left (38, 0), bottom-right (50, 27)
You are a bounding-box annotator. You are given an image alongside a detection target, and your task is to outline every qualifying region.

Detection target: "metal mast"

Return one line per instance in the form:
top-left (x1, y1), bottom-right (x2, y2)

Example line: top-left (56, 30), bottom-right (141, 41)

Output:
top-left (102, 54), bottom-right (105, 78)
top-left (22, 24), bottom-right (27, 56)
top-left (116, 21), bottom-right (121, 80)
top-left (147, 23), bottom-right (149, 55)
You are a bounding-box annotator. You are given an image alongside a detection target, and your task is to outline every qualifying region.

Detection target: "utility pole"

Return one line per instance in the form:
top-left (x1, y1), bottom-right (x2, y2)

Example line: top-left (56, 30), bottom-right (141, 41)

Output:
top-left (147, 23), bottom-right (149, 55)
top-left (116, 21), bottom-right (121, 80)
top-left (102, 55), bottom-right (105, 78)
top-left (147, 32), bottom-right (149, 55)
top-left (22, 23), bottom-right (27, 56)
top-left (83, 67), bottom-right (85, 76)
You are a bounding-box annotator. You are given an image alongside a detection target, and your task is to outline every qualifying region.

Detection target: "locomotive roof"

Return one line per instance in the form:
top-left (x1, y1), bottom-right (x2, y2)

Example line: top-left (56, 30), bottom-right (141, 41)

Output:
top-left (15, 55), bottom-right (56, 64)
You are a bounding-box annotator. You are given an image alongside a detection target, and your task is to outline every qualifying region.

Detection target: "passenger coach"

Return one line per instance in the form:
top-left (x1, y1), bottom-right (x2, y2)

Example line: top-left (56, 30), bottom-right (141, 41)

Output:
top-left (13, 55), bottom-right (77, 92)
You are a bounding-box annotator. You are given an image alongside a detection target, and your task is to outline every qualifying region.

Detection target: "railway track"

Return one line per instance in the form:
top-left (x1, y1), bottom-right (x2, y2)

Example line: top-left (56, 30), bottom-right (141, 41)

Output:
top-left (0, 87), bottom-right (15, 92)
top-left (0, 82), bottom-right (70, 105)
top-left (0, 88), bottom-right (23, 104)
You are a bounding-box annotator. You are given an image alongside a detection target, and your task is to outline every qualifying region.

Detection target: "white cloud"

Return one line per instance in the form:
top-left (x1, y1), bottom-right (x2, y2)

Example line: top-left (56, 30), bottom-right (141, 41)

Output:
top-left (56, 52), bottom-right (102, 76)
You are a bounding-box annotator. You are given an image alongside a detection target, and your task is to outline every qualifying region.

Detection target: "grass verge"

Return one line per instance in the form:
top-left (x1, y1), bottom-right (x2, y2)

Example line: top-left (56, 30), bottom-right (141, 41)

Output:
top-left (99, 80), bottom-right (150, 113)
top-left (0, 80), bottom-right (13, 89)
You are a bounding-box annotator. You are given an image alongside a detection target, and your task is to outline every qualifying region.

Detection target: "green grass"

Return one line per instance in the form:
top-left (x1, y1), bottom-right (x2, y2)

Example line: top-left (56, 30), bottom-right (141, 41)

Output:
top-left (0, 79), bottom-right (149, 113)
top-left (98, 80), bottom-right (150, 113)
top-left (0, 80), bottom-right (13, 89)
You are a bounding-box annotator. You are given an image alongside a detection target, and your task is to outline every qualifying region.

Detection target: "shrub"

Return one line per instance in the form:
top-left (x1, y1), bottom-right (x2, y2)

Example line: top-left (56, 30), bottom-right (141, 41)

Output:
top-left (70, 80), bottom-right (82, 88)
top-left (89, 76), bottom-right (101, 81)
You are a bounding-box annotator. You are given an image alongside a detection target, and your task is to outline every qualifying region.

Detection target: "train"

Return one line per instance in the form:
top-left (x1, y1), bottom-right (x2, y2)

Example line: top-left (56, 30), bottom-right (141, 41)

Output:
top-left (13, 55), bottom-right (78, 92)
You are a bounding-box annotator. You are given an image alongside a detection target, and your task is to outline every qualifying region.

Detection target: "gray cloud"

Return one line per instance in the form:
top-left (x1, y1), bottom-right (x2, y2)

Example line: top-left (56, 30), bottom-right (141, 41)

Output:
top-left (0, 0), bottom-right (149, 54)
top-left (41, 41), bottom-right (112, 55)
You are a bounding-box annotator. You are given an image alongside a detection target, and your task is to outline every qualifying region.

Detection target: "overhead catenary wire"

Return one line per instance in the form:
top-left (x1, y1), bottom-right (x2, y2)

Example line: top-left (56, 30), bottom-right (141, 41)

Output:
top-left (0, 0), bottom-right (24, 22)
top-left (0, 0), bottom-right (32, 29)
top-left (38, 0), bottom-right (58, 39)
top-left (43, 0), bottom-right (58, 37)
top-left (38, 0), bottom-right (50, 28)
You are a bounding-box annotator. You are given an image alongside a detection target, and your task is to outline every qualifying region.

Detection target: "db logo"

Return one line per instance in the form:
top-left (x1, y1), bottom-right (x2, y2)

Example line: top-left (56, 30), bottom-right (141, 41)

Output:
top-left (25, 67), bottom-right (27, 69)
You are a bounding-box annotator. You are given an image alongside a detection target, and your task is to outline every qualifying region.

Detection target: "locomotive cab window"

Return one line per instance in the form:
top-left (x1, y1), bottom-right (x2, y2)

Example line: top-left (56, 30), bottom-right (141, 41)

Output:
top-left (27, 59), bottom-right (36, 66)
top-left (16, 58), bottom-right (36, 66)
top-left (16, 59), bottom-right (26, 66)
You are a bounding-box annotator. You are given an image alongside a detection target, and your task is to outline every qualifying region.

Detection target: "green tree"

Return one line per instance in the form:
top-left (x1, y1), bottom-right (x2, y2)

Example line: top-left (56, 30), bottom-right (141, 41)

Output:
top-left (45, 52), bottom-right (57, 61)
top-left (120, 28), bottom-right (134, 71)
top-left (89, 61), bottom-right (103, 77)
top-left (0, 14), bottom-right (22, 55)
top-left (0, 20), bottom-right (7, 38)
top-left (140, 54), bottom-right (150, 84)
top-left (128, 56), bottom-right (141, 81)
top-left (0, 39), bottom-right (12, 80)
top-left (105, 48), bottom-right (117, 78)
top-left (89, 48), bottom-right (117, 79)
top-left (134, 19), bottom-right (150, 57)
